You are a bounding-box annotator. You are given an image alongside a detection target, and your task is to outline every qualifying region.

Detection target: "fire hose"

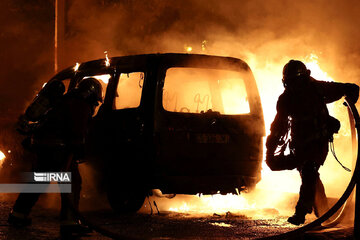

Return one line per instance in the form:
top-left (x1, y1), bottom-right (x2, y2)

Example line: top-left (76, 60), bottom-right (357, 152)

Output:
top-left (258, 98), bottom-right (360, 240)
top-left (66, 100), bottom-right (360, 240)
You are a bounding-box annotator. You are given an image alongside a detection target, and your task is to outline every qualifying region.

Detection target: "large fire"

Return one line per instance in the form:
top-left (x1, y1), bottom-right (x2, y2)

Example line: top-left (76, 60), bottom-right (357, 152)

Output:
top-left (0, 151), bottom-right (5, 161)
top-left (0, 150), bottom-right (5, 168)
top-left (156, 53), bottom-right (353, 217)
top-left (168, 193), bottom-right (256, 213)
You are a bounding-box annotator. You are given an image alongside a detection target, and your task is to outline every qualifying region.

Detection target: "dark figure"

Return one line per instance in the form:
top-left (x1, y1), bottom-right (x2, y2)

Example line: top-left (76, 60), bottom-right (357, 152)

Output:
top-left (8, 78), bottom-right (103, 235)
top-left (266, 60), bottom-right (359, 225)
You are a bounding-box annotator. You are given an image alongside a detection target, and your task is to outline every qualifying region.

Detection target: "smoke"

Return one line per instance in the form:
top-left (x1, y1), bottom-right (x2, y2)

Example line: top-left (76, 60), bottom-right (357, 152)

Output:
top-left (4, 0), bottom-right (360, 108)
top-left (0, 1), bottom-right (55, 114)
top-left (2, 0), bottom-right (360, 110)
top-left (61, 0), bottom-right (360, 79)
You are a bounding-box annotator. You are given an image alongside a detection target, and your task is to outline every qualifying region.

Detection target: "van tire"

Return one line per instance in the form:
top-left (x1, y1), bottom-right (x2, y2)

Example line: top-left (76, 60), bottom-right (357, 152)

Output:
top-left (107, 187), bottom-right (146, 214)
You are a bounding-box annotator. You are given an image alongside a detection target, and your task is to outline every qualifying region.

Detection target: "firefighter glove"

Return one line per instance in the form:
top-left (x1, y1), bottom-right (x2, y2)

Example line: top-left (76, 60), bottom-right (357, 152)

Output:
top-left (345, 83), bottom-right (359, 104)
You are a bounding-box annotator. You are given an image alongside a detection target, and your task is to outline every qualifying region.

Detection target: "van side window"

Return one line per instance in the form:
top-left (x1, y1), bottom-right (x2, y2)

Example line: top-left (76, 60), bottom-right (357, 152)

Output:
top-left (115, 72), bottom-right (144, 110)
top-left (163, 68), bottom-right (250, 115)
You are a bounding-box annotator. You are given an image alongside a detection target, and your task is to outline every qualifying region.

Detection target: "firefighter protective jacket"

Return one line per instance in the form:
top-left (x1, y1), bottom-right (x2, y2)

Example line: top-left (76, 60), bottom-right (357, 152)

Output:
top-left (266, 78), bottom-right (358, 166)
top-left (31, 92), bottom-right (93, 157)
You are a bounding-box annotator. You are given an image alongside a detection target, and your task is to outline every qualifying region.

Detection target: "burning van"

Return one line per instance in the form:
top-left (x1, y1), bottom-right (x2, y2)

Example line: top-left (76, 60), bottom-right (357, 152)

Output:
top-left (25, 53), bottom-right (265, 213)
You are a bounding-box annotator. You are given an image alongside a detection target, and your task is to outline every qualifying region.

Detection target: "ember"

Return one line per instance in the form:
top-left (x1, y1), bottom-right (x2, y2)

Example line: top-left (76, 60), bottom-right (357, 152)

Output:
top-left (185, 45), bottom-right (192, 53)
top-left (210, 222), bottom-right (233, 227)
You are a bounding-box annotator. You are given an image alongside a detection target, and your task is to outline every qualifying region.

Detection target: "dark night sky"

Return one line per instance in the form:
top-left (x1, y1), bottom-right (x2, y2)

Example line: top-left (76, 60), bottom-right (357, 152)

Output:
top-left (0, 1), bottom-right (55, 115)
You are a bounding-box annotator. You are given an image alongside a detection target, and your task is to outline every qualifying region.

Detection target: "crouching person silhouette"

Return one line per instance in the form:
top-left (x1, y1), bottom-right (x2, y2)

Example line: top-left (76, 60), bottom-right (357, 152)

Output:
top-left (9, 78), bottom-right (103, 236)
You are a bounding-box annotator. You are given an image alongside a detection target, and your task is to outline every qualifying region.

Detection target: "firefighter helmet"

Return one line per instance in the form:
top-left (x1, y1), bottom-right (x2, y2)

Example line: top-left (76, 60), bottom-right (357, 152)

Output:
top-left (25, 80), bottom-right (65, 122)
top-left (77, 78), bottom-right (103, 105)
top-left (282, 60), bottom-right (310, 88)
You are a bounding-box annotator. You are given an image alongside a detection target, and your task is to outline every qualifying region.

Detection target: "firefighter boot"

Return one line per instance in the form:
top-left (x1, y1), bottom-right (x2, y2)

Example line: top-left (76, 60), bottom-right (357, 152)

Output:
top-left (8, 210), bottom-right (32, 227)
top-left (60, 207), bottom-right (92, 237)
top-left (60, 221), bottom-right (92, 237)
top-left (287, 212), bottom-right (306, 225)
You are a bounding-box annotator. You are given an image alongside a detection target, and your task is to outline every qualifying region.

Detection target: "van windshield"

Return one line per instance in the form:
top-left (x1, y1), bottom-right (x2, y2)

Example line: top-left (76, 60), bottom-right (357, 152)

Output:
top-left (163, 67), bottom-right (250, 115)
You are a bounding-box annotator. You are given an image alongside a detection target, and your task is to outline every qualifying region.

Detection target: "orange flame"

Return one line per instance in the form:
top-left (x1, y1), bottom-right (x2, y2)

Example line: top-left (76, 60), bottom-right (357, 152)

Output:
top-left (0, 151), bottom-right (5, 167)
top-left (168, 193), bottom-right (255, 213)
top-left (104, 51), bottom-right (110, 67)
top-left (73, 62), bottom-right (80, 72)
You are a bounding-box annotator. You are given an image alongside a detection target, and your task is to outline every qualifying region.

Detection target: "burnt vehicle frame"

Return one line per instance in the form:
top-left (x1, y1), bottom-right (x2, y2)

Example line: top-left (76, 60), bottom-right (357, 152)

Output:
top-left (43, 53), bottom-right (265, 213)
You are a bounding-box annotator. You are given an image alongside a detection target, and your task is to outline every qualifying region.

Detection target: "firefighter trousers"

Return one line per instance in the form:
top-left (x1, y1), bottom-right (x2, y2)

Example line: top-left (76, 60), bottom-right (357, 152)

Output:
top-left (12, 147), bottom-right (82, 223)
top-left (296, 160), bottom-right (329, 217)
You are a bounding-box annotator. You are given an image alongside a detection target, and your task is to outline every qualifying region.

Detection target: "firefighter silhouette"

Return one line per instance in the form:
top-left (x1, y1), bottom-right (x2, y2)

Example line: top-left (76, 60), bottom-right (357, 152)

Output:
top-left (266, 60), bottom-right (359, 225)
top-left (9, 78), bottom-right (103, 235)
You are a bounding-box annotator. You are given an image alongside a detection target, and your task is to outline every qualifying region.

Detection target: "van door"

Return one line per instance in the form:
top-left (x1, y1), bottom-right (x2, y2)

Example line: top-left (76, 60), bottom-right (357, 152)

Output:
top-left (154, 66), bottom-right (264, 193)
top-left (89, 70), bottom-right (149, 212)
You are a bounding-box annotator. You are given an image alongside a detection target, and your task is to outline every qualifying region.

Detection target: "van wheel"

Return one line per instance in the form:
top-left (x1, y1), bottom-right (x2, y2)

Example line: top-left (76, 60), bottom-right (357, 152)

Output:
top-left (107, 187), bottom-right (146, 214)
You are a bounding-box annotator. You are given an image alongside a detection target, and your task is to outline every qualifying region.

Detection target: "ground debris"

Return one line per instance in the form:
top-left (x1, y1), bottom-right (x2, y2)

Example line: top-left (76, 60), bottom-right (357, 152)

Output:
top-left (261, 208), bottom-right (280, 216)
top-left (225, 211), bottom-right (250, 220)
top-left (0, 198), bottom-right (353, 239)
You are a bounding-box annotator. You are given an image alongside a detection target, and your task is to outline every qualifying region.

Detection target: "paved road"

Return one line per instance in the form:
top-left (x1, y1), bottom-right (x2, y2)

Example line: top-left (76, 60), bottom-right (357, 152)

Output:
top-left (0, 194), bottom-right (355, 240)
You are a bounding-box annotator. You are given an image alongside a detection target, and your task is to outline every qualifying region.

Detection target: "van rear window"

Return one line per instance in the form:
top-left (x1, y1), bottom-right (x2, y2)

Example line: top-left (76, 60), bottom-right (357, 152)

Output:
top-left (163, 68), bottom-right (250, 115)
